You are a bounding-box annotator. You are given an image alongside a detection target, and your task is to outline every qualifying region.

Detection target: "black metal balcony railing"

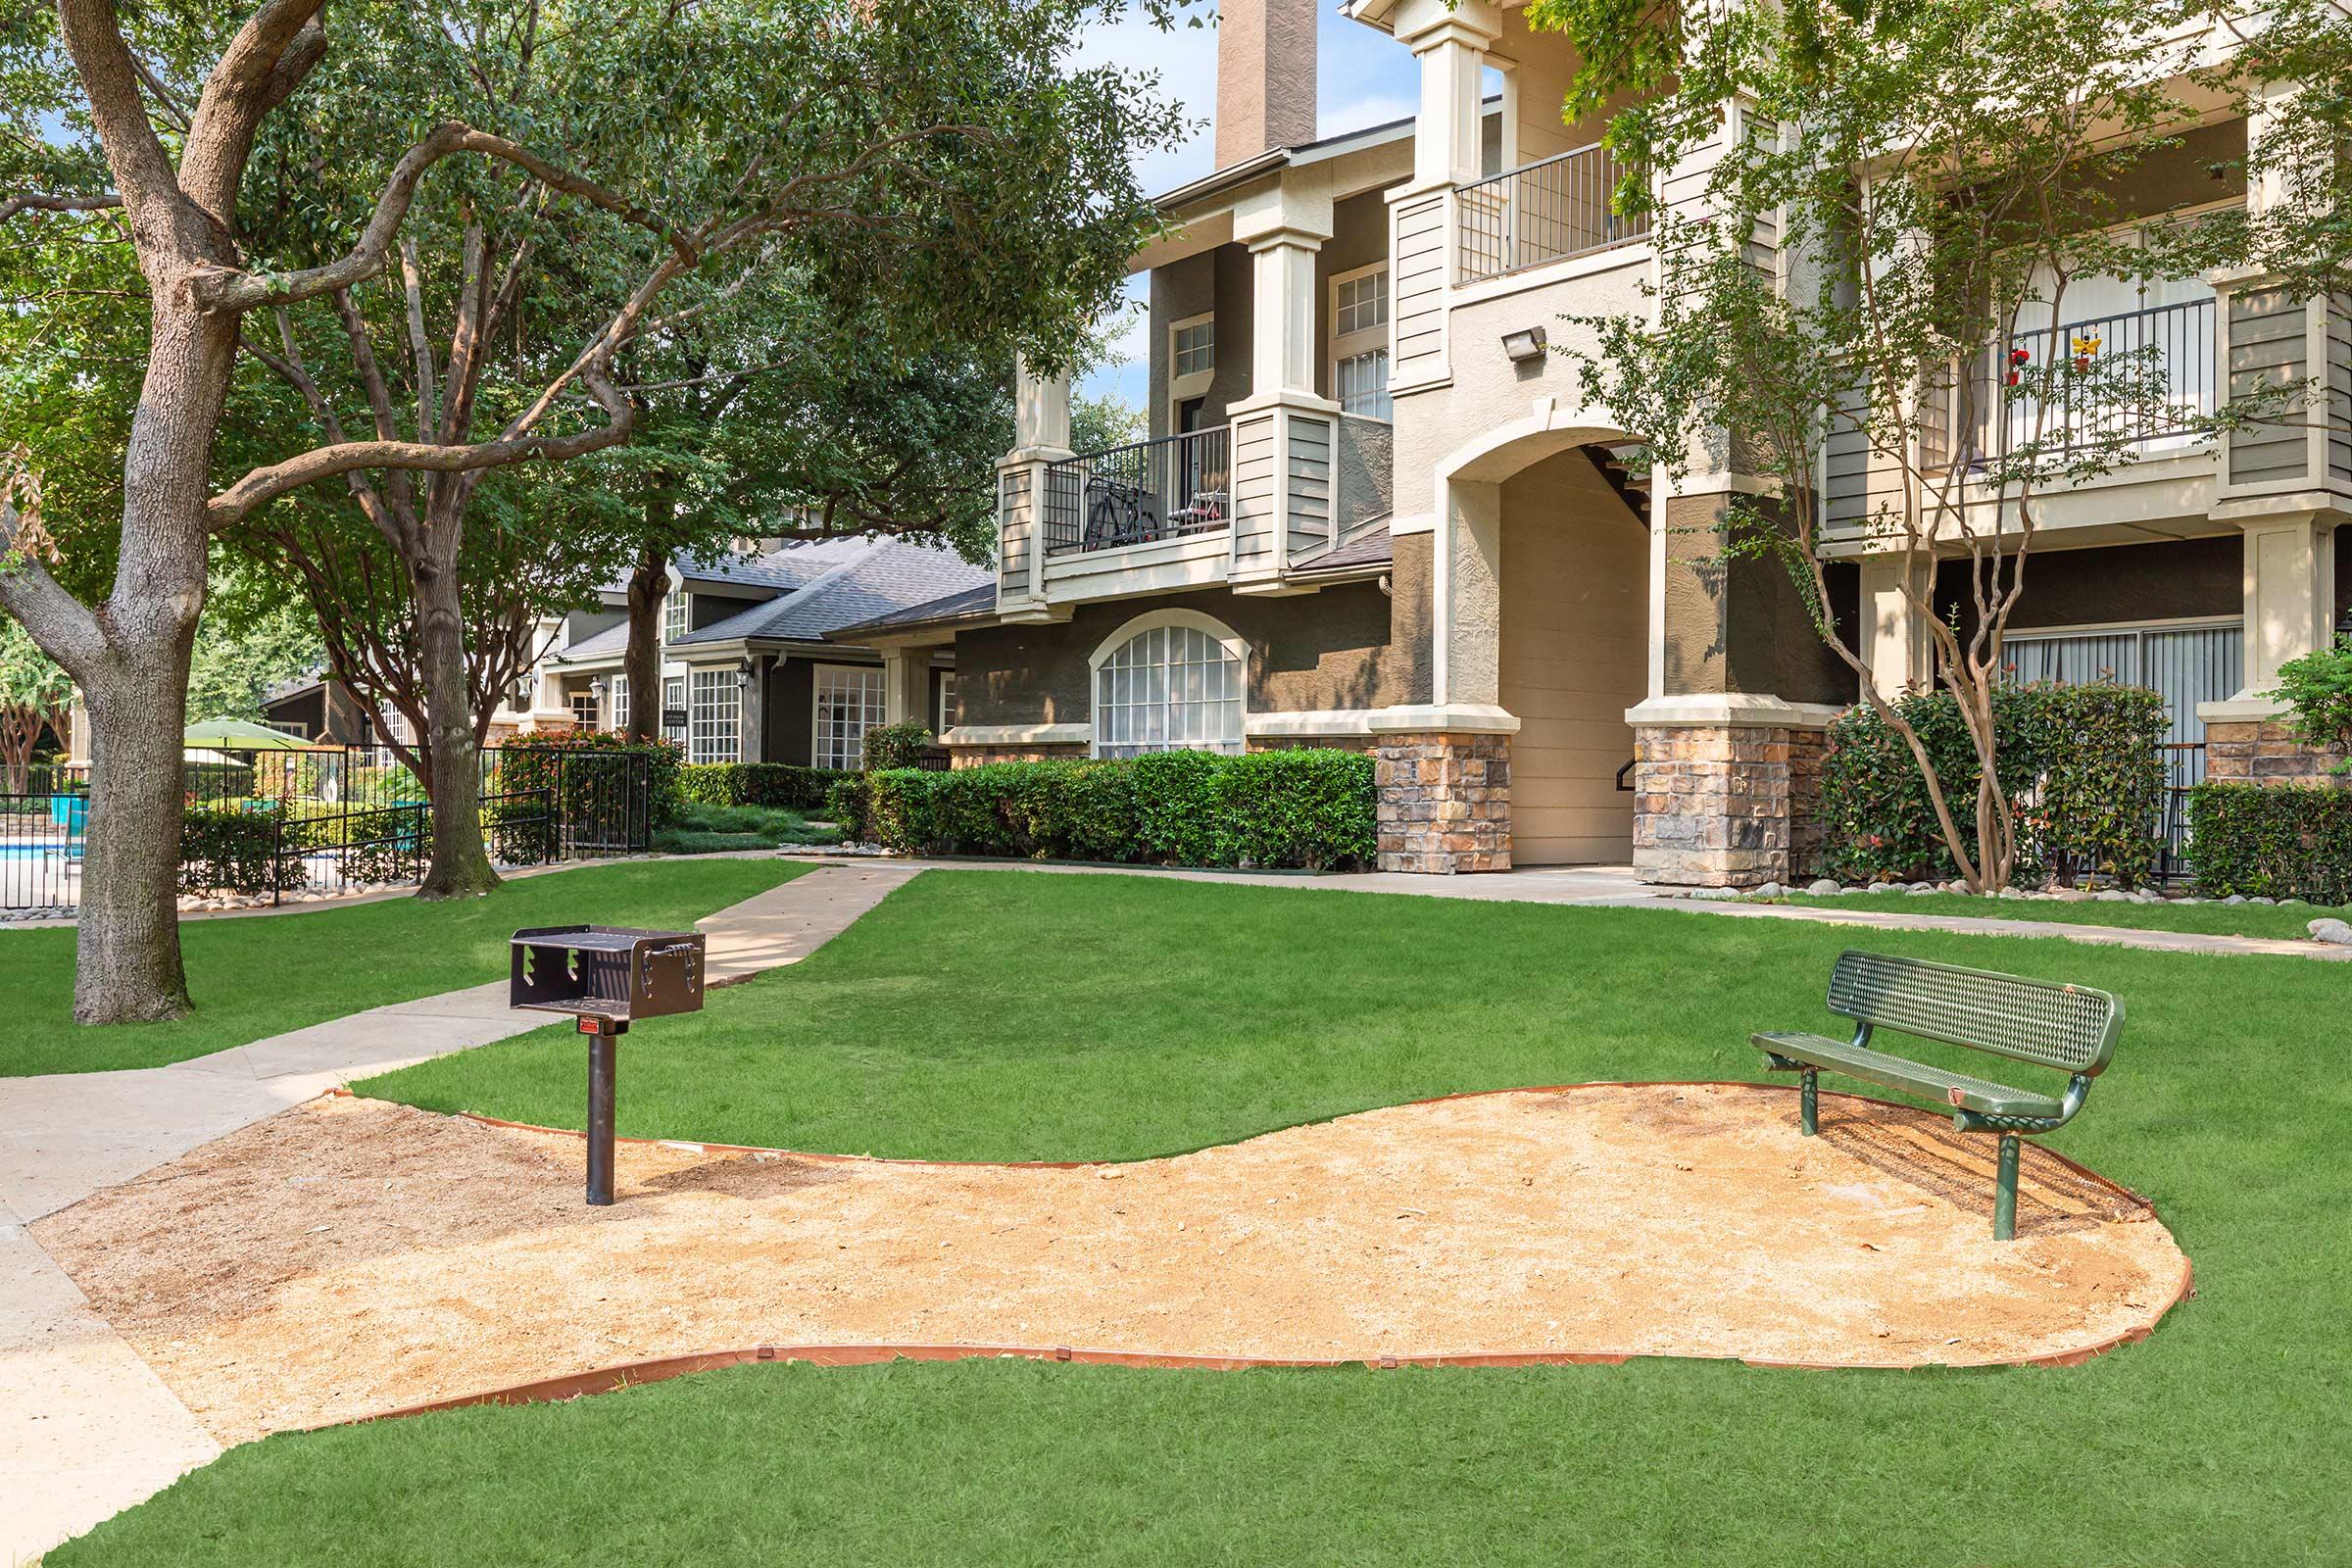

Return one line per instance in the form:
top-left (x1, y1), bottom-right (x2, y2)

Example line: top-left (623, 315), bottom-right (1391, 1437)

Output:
top-left (1043, 426), bottom-right (1232, 557)
top-left (1456, 143), bottom-right (1650, 286)
top-left (1926, 297), bottom-right (2217, 466)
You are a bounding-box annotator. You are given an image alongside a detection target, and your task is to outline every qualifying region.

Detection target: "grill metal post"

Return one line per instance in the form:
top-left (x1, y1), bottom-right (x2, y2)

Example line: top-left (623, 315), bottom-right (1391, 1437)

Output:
top-left (584, 1018), bottom-right (623, 1206)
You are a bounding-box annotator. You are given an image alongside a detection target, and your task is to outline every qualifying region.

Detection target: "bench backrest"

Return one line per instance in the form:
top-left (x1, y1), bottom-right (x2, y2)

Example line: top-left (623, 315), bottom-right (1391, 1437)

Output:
top-left (1826, 951), bottom-right (2123, 1077)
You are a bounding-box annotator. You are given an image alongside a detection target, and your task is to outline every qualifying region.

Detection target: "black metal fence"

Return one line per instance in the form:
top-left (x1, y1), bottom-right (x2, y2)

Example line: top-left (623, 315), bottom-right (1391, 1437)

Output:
top-left (3, 744), bottom-right (650, 913)
top-left (1042, 426), bottom-right (1232, 556)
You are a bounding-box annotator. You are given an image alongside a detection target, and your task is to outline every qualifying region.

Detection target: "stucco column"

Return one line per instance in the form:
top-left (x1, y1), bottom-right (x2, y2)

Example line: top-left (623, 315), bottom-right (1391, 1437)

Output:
top-left (1436, 474), bottom-right (1503, 709)
top-left (879, 647), bottom-right (931, 728)
top-left (998, 355), bottom-right (1075, 622)
top-left (1402, 5), bottom-right (1497, 189)
top-left (1858, 553), bottom-right (1935, 697)
top-left (2237, 513), bottom-right (2337, 700)
top-left (1248, 229), bottom-right (1323, 400)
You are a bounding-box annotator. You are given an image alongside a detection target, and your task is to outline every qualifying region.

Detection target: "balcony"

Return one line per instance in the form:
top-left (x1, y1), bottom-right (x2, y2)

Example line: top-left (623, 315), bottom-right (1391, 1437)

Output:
top-left (1042, 427), bottom-right (1232, 558)
top-left (1923, 297), bottom-right (2219, 467)
top-left (1456, 143), bottom-right (1649, 287)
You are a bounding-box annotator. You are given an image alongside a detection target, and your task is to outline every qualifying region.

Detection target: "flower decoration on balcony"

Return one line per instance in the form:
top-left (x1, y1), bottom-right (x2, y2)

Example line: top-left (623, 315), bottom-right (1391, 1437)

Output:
top-left (2071, 332), bottom-right (2101, 371)
top-left (2005, 346), bottom-right (2031, 387)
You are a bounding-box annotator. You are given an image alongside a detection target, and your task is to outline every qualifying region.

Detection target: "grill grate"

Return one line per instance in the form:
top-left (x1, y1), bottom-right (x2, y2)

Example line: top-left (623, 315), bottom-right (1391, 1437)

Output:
top-left (1826, 951), bottom-right (2119, 1074)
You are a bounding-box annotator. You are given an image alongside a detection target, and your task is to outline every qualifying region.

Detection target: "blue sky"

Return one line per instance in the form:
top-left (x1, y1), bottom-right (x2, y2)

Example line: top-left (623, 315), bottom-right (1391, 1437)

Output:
top-left (1075, 6), bottom-right (1418, 405)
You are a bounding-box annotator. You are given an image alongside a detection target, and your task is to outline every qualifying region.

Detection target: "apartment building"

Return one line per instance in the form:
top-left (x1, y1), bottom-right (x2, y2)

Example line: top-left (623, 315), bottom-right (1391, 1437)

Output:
top-left (834, 0), bottom-right (2349, 883)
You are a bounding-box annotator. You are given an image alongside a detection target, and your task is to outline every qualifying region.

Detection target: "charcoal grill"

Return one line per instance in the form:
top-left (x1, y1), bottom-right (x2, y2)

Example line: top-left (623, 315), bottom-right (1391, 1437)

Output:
top-left (510, 925), bottom-right (707, 1204)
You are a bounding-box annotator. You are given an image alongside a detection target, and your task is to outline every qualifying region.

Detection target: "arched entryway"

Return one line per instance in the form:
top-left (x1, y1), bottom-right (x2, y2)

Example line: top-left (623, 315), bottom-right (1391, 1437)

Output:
top-left (1494, 446), bottom-right (1650, 864)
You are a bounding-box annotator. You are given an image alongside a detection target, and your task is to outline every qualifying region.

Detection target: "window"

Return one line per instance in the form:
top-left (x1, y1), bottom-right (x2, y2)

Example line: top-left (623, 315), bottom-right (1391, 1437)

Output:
top-left (610, 674), bottom-right (630, 732)
top-left (813, 665), bottom-right (887, 770)
top-left (662, 675), bottom-right (687, 748)
top-left (1092, 616), bottom-right (1245, 759)
top-left (570, 694), bottom-right (599, 730)
top-left (1337, 350), bottom-right (1392, 420)
top-left (1330, 265), bottom-right (1393, 421)
top-left (1335, 268), bottom-right (1389, 337)
top-left (938, 673), bottom-right (958, 734)
top-left (664, 591), bottom-right (691, 646)
top-left (688, 667), bottom-right (741, 764)
top-left (1172, 317), bottom-right (1214, 379)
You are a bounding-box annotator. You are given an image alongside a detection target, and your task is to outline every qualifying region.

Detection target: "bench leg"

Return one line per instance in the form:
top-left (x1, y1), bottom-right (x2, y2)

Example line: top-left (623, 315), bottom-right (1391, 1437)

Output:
top-left (1993, 1134), bottom-right (2021, 1241)
top-left (1799, 1068), bottom-right (1818, 1137)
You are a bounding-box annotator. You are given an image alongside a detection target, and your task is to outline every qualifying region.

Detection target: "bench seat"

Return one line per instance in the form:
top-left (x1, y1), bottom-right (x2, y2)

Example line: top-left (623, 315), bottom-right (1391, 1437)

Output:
top-left (1752, 1031), bottom-right (2067, 1120)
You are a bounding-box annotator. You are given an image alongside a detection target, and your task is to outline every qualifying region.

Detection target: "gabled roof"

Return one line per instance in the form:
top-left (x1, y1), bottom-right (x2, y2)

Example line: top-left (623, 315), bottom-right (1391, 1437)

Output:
top-left (827, 581), bottom-right (1001, 640)
top-left (556, 620), bottom-right (631, 663)
top-left (1293, 521), bottom-right (1395, 576)
top-left (671, 537), bottom-right (992, 649)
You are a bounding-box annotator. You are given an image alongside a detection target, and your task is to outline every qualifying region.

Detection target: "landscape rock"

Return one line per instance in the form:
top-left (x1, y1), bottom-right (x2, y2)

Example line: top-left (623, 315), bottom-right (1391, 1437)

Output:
top-left (1752, 881), bottom-right (1786, 899)
top-left (2095, 890), bottom-right (2132, 903)
top-left (2249, 896), bottom-right (2277, 906)
top-left (2308, 918), bottom-right (2352, 946)
top-left (1807, 879), bottom-right (1840, 896)
top-left (2224, 894), bottom-right (2246, 905)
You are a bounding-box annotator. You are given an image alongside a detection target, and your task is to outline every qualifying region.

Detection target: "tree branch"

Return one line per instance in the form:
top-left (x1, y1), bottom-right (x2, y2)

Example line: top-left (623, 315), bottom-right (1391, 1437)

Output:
top-left (0, 191), bottom-right (124, 224)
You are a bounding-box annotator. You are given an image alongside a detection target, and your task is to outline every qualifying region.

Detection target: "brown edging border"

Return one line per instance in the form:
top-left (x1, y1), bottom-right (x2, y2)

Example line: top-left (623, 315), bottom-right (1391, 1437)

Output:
top-left (299, 1082), bottom-right (2192, 1432)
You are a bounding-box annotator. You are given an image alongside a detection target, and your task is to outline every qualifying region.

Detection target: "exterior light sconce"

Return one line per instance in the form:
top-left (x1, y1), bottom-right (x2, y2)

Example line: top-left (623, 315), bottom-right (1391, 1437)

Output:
top-left (735, 660), bottom-right (754, 691)
top-left (589, 677), bottom-right (608, 701)
top-left (1501, 324), bottom-right (1548, 363)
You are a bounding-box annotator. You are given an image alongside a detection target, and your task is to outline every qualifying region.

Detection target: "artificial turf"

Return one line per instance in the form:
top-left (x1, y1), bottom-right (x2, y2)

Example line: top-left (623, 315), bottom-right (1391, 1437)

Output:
top-left (1768, 887), bottom-right (2352, 942)
top-left (0, 858), bottom-right (805, 1077)
top-left (59, 869), bottom-right (2352, 1565)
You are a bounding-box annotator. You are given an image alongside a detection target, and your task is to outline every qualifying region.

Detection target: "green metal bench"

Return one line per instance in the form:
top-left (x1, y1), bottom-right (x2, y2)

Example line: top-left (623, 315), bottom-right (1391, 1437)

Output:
top-left (1753, 951), bottom-right (2124, 1240)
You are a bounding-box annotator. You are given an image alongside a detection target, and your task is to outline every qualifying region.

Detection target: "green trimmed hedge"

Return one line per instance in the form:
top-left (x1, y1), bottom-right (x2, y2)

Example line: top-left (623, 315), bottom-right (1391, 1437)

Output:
top-left (831, 749), bottom-right (1376, 870)
top-left (860, 723), bottom-right (935, 771)
top-left (179, 807), bottom-right (294, 895)
top-left (1820, 683), bottom-right (2167, 886)
top-left (679, 761), bottom-right (848, 813)
top-left (2188, 782), bottom-right (2352, 902)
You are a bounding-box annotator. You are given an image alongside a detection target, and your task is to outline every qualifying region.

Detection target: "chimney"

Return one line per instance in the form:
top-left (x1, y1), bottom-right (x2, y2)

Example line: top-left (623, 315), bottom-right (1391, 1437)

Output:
top-left (1215, 0), bottom-right (1317, 170)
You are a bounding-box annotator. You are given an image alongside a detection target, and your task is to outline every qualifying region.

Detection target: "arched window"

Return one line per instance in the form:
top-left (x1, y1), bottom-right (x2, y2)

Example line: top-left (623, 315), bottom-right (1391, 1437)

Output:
top-left (1090, 612), bottom-right (1246, 758)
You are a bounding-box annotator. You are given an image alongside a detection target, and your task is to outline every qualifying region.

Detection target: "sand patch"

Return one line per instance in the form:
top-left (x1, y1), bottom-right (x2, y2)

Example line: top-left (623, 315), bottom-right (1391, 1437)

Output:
top-left (33, 1084), bottom-right (2187, 1442)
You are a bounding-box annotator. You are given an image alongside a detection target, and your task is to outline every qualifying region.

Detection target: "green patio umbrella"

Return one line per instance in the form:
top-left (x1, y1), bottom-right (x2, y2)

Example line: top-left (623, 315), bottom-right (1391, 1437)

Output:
top-left (182, 717), bottom-right (313, 751)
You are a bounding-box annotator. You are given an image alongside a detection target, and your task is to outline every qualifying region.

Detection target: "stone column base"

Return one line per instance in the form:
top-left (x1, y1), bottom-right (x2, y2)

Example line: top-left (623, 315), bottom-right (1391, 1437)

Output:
top-left (1632, 723), bottom-right (1826, 887)
top-left (1375, 732), bottom-right (1510, 873)
top-left (2204, 719), bottom-right (2349, 785)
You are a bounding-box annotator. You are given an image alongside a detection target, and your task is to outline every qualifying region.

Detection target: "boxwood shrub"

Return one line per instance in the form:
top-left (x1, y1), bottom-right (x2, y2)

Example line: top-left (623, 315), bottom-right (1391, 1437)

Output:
top-left (2187, 782), bottom-right (2352, 903)
top-left (1820, 683), bottom-right (2167, 886)
top-left (678, 760), bottom-right (848, 813)
top-left (179, 807), bottom-right (296, 896)
top-left (498, 732), bottom-right (683, 830)
top-left (836, 748), bottom-right (1376, 871)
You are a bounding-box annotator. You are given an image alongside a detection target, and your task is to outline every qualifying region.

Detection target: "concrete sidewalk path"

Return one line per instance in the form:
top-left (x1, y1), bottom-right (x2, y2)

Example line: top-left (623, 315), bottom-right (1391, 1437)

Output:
top-left (2, 859), bottom-right (916, 1563)
top-left (818, 856), bottom-right (2351, 963)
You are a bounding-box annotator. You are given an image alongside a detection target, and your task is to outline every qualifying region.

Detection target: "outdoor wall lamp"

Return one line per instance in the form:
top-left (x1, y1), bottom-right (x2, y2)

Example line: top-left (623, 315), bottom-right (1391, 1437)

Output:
top-left (1501, 324), bottom-right (1548, 363)
top-left (735, 660), bottom-right (754, 690)
top-left (589, 677), bottom-right (608, 700)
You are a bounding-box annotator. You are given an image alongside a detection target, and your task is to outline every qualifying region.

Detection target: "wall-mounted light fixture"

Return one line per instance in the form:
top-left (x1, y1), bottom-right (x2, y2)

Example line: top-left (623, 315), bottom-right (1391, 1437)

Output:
top-left (1500, 324), bottom-right (1548, 363)
top-left (589, 676), bottom-right (608, 701)
top-left (735, 659), bottom-right (755, 691)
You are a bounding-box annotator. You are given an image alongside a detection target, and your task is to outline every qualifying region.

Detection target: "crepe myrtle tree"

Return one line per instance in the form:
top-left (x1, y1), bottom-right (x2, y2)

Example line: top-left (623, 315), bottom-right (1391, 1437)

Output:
top-left (0, 0), bottom-right (1178, 1023)
top-left (1542, 0), bottom-right (2228, 891)
top-left (0, 582), bottom-right (75, 796)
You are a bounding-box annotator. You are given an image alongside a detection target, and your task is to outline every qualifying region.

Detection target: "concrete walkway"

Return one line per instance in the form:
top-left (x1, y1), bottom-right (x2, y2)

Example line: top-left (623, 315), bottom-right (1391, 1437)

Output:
top-left (810, 856), bottom-right (2352, 963)
top-left (1, 861), bottom-right (917, 1564)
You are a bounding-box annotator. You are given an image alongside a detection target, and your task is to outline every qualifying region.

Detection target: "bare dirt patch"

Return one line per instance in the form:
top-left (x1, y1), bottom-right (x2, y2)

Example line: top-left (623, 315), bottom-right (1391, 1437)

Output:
top-left (33, 1084), bottom-right (2187, 1443)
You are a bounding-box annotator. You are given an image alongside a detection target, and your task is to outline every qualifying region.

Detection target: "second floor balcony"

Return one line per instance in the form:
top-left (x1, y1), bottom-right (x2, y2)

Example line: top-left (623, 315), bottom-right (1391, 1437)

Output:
top-left (1455, 142), bottom-right (1649, 287)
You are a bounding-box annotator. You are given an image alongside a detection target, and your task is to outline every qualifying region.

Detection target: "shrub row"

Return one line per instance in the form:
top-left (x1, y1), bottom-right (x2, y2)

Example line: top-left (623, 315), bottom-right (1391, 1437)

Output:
top-left (859, 723), bottom-right (936, 771)
top-left (2187, 782), bottom-right (2352, 903)
top-left (678, 760), bottom-right (848, 813)
top-left (1820, 683), bottom-right (2168, 886)
top-left (828, 749), bottom-right (1377, 871)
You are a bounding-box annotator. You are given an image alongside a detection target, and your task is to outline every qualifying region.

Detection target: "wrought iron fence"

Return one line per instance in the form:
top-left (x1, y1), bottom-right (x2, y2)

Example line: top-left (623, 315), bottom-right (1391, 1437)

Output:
top-left (1456, 142), bottom-right (1649, 286)
top-left (2, 743), bottom-right (649, 912)
top-left (1042, 426), bottom-right (1233, 556)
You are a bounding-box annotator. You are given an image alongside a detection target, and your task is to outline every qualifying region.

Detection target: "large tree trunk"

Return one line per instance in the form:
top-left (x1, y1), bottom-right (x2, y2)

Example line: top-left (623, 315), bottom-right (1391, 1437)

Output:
top-left (73, 652), bottom-right (197, 1022)
top-left (62, 309), bottom-right (234, 1022)
top-left (411, 549), bottom-right (500, 900)
top-left (622, 539), bottom-right (668, 745)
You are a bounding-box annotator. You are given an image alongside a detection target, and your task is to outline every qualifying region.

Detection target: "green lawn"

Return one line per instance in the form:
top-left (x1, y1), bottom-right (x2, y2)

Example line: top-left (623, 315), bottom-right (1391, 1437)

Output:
top-left (651, 802), bottom-right (841, 856)
top-left (59, 871), bottom-right (2352, 1565)
top-left (2, 858), bottom-right (805, 1077)
top-left (1767, 887), bottom-right (2352, 943)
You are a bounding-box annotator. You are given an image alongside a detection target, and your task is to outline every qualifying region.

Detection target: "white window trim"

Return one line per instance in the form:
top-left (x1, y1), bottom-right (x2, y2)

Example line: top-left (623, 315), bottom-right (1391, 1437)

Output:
top-left (687, 665), bottom-right (742, 765)
top-left (1169, 311), bottom-right (1215, 407)
top-left (1330, 262), bottom-right (1393, 421)
top-left (663, 590), bottom-right (692, 647)
top-left (937, 672), bottom-right (957, 736)
top-left (810, 662), bottom-right (888, 771)
top-left (1085, 608), bottom-right (1250, 760)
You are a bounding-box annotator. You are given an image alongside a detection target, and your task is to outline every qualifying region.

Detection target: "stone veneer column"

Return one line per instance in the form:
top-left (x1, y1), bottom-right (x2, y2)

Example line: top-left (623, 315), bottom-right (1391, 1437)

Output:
top-left (1374, 732), bottom-right (1511, 873)
top-left (1628, 705), bottom-right (1837, 888)
top-left (2202, 719), bottom-right (2348, 786)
